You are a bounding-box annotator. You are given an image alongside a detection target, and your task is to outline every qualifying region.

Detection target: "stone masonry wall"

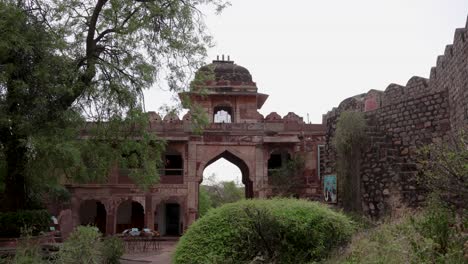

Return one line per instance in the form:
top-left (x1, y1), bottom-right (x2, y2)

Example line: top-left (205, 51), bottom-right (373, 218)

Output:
top-left (323, 17), bottom-right (467, 217)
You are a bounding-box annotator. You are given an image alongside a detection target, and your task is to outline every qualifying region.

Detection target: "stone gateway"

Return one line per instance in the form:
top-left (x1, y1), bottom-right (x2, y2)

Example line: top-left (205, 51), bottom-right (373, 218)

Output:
top-left (66, 58), bottom-right (325, 235)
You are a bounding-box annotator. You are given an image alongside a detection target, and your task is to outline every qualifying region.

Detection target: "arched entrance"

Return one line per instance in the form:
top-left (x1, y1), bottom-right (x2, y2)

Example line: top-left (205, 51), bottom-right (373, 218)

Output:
top-left (201, 150), bottom-right (253, 200)
top-left (79, 199), bottom-right (106, 234)
top-left (154, 201), bottom-right (183, 236)
top-left (116, 200), bottom-right (145, 233)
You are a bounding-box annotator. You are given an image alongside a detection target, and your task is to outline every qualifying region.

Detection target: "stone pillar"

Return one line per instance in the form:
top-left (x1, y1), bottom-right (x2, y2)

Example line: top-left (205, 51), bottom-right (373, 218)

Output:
top-left (187, 180), bottom-right (199, 226)
top-left (255, 145), bottom-right (266, 198)
top-left (105, 201), bottom-right (116, 235)
top-left (144, 194), bottom-right (154, 230)
top-left (186, 142), bottom-right (199, 227)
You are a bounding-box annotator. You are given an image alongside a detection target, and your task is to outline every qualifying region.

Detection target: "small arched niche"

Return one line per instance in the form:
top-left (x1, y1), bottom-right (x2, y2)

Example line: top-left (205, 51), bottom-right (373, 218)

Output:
top-left (213, 105), bottom-right (233, 123)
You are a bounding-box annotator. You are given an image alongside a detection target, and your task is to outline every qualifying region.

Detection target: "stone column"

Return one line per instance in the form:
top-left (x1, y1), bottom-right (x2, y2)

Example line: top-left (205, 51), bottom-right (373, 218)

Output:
top-left (255, 145), bottom-right (266, 198)
top-left (186, 142), bottom-right (199, 227)
top-left (186, 180), bottom-right (199, 226)
top-left (105, 201), bottom-right (116, 235)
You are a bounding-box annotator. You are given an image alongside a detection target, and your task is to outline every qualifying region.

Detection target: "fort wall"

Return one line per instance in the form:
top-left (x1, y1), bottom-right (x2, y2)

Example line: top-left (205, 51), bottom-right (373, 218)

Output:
top-left (323, 17), bottom-right (468, 217)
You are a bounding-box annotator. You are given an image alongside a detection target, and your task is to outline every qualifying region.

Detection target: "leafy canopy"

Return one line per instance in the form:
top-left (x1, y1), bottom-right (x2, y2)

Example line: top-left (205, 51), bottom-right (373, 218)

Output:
top-left (0, 0), bottom-right (228, 211)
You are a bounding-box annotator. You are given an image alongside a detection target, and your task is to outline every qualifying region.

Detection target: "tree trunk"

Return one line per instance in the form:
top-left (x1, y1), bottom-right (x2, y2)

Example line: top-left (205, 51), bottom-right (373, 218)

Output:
top-left (3, 136), bottom-right (28, 212)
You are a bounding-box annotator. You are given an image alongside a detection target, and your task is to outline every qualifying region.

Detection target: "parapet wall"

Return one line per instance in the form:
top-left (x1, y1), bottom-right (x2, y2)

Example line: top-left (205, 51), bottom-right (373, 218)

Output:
top-left (323, 17), bottom-right (468, 217)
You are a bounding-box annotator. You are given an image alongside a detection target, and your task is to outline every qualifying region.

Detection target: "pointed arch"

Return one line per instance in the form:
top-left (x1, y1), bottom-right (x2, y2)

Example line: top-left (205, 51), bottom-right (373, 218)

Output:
top-left (200, 149), bottom-right (253, 198)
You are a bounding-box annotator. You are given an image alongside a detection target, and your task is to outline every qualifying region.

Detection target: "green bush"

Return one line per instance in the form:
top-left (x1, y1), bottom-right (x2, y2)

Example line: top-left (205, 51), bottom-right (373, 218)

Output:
top-left (102, 236), bottom-right (124, 264)
top-left (174, 199), bottom-right (354, 264)
top-left (0, 210), bottom-right (50, 237)
top-left (56, 226), bottom-right (103, 264)
top-left (326, 202), bottom-right (466, 264)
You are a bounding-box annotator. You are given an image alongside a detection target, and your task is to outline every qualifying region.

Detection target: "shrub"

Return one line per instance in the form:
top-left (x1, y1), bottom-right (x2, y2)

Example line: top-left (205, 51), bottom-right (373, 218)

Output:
top-left (56, 226), bottom-right (103, 264)
top-left (7, 228), bottom-right (47, 264)
top-left (174, 199), bottom-right (354, 264)
top-left (418, 131), bottom-right (468, 210)
top-left (325, 214), bottom-right (431, 264)
top-left (326, 201), bottom-right (466, 264)
top-left (333, 111), bottom-right (367, 212)
top-left (102, 236), bottom-right (124, 264)
top-left (0, 210), bottom-right (50, 237)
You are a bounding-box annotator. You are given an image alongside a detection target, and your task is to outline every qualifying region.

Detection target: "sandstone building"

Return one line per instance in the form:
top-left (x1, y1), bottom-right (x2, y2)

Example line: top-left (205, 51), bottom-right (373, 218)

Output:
top-left (67, 58), bottom-right (325, 235)
top-left (65, 16), bottom-right (468, 235)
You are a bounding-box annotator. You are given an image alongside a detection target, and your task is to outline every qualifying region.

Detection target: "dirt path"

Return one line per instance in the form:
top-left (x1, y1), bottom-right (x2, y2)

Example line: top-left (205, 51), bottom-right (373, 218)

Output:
top-left (121, 241), bottom-right (178, 264)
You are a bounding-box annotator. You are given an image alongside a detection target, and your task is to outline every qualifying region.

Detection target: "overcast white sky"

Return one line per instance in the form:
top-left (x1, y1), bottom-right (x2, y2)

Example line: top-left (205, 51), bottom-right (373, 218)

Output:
top-left (145, 0), bottom-right (468, 184)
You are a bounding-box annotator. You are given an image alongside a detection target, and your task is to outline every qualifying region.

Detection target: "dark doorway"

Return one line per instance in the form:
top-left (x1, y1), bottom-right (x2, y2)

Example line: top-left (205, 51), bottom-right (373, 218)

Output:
top-left (131, 202), bottom-right (145, 229)
top-left (79, 200), bottom-right (107, 234)
top-left (165, 203), bottom-right (180, 236)
top-left (116, 201), bottom-right (145, 233)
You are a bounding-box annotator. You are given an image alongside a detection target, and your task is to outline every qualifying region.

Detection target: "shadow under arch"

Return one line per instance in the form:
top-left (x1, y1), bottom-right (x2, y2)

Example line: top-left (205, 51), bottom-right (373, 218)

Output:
top-left (202, 150), bottom-right (253, 198)
top-left (116, 200), bottom-right (145, 233)
top-left (79, 199), bottom-right (107, 234)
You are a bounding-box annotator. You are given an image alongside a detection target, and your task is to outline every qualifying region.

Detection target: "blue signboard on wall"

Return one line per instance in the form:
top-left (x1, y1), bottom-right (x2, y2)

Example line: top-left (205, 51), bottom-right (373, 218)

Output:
top-left (323, 175), bottom-right (337, 203)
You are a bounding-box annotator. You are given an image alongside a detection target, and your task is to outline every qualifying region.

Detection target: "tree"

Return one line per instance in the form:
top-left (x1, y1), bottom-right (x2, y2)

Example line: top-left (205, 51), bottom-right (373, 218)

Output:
top-left (418, 131), bottom-right (468, 210)
top-left (333, 111), bottom-right (367, 212)
top-left (198, 185), bottom-right (213, 218)
top-left (201, 173), bottom-right (244, 209)
top-left (0, 0), bottom-right (227, 212)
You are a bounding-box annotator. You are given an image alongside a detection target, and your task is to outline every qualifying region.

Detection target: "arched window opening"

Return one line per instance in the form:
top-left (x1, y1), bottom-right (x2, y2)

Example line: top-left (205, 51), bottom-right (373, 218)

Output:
top-left (116, 201), bottom-right (145, 233)
top-left (213, 106), bottom-right (233, 123)
top-left (79, 200), bottom-right (107, 234)
top-left (160, 149), bottom-right (184, 184)
top-left (164, 154), bottom-right (183, 176)
top-left (267, 150), bottom-right (291, 176)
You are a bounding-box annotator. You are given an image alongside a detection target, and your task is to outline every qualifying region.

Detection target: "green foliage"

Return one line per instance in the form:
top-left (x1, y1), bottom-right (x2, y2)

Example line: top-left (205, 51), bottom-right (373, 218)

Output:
top-left (418, 131), bottom-right (468, 210)
top-left (0, 210), bottom-right (50, 237)
top-left (198, 185), bottom-right (213, 218)
top-left (0, 0), bottom-right (228, 211)
top-left (203, 183), bottom-right (244, 209)
top-left (174, 199), bottom-right (354, 264)
top-left (6, 228), bottom-right (47, 264)
top-left (216, 181), bottom-right (244, 205)
top-left (411, 195), bottom-right (466, 262)
top-left (56, 226), bottom-right (103, 264)
top-left (270, 157), bottom-right (305, 197)
top-left (102, 236), bottom-right (124, 264)
top-left (326, 199), bottom-right (466, 264)
top-left (202, 174), bottom-right (244, 209)
top-left (333, 111), bottom-right (367, 212)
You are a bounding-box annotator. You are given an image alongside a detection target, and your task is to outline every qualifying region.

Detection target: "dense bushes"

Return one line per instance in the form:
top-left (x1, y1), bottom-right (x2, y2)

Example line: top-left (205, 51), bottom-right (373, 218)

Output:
top-left (326, 198), bottom-right (467, 264)
top-left (174, 199), bottom-right (354, 264)
top-left (0, 210), bottom-right (50, 237)
top-left (7, 226), bottom-right (124, 264)
top-left (102, 236), bottom-right (125, 264)
top-left (56, 226), bottom-right (122, 264)
top-left (56, 226), bottom-right (103, 264)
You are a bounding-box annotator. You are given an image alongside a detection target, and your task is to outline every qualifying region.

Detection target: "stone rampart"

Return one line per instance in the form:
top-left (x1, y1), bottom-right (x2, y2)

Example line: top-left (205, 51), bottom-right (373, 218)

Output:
top-left (323, 17), bottom-right (468, 217)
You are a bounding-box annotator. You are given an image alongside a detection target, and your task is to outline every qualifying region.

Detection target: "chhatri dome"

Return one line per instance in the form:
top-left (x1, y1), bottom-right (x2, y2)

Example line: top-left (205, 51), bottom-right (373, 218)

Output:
top-left (197, 56), bottom-right (253, 83)
top-left (192, 56), bottom-right (258, 92)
